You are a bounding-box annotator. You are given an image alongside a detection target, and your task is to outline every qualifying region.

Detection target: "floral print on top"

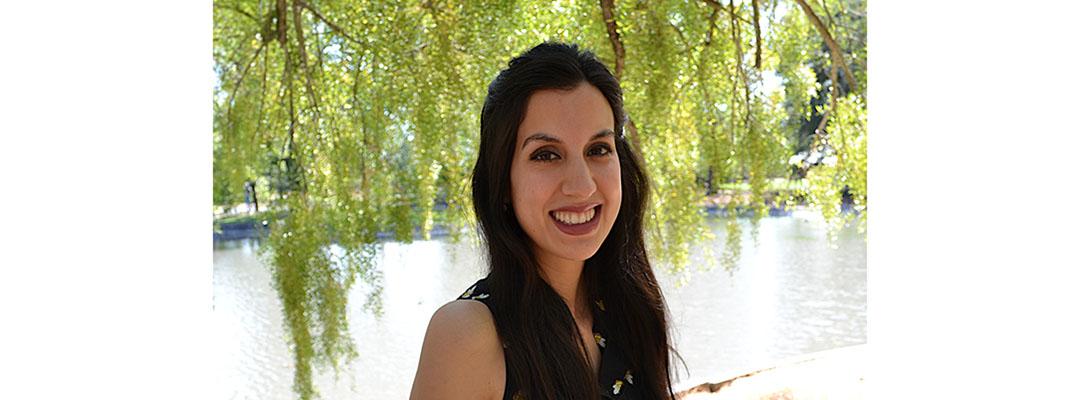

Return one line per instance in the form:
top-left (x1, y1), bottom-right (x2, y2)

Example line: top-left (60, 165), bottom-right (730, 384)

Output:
top-left (458, 277), bottom-right (643, 399)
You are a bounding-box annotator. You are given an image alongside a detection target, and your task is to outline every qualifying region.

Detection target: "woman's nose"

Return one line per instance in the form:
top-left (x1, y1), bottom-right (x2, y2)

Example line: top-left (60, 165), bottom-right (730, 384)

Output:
top-left (561, 157), bottom-right (596, 198)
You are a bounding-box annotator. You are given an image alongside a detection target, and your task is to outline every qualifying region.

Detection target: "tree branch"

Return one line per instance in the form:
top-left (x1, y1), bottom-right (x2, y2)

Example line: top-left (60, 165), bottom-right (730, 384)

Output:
top-left (705, 8), bottom-right (719, 45)
top-left (296, 0), bottom-right (364, 46)
top-left (667, 20), bottom-right (692, 52)
top-left (817, 0), bottom-right (836, 31)
top-left (277, 0), bottom-right (296, 160)
top-left (752, 0), bottom-right (762, 70)
top-left (276, 0), bottom-right (288, 45)
top-left (701, 0), bottom-right (752, 25)
top-left (215, 2), bottom-right (258, 23)
top-left (792, 0), bottom-right (858, 93)
top-left (293, 1), bottom-right (322, 119)
top-left (599, 0), bottom-right (625, 80)
top-left (728, 0), bottom-right (752, 123)
top-left (598, 0), bottom-right (641, 152)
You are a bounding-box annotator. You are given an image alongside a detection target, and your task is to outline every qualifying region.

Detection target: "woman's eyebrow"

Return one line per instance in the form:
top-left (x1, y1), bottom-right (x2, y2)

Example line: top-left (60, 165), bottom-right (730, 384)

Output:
top-left (521, 129), bottom-right (615, 150)
top-left (521, 133), bottom-right (560, 149)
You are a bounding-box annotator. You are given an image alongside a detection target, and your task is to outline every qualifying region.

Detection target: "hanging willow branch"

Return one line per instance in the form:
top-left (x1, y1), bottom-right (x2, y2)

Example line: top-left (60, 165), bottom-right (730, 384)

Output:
top-left (728, 0), bottom-right (753, 125)
top-left (700, 8), bottom-right (721, 124)
top-left (816, 62), bottom-right (842, 134)
top-left (666, 19), bottom-right (715, 116)
top-left (254, 43), bottom-right (269, 146)
top-left (225, 41), bottom-right (267, 125)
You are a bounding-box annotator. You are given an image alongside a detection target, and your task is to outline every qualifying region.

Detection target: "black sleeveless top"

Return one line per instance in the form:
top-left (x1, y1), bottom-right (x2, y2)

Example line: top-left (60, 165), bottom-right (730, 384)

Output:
top-left (457, 277), bottom-right (644, 399)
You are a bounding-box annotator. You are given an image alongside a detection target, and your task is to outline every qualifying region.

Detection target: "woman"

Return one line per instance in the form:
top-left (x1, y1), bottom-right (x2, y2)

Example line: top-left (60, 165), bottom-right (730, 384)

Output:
top-left (410, 42), bottom-right (678, 400)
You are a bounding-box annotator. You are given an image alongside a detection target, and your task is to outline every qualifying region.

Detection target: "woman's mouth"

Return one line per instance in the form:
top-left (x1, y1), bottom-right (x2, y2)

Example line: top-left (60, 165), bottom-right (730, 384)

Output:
top-left (549, 205), bottom-right (601, 236)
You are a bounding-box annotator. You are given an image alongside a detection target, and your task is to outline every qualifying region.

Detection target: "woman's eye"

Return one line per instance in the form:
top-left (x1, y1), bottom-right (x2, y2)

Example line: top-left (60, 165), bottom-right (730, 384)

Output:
top-left (588, 144), bottom-right (613, 157)
top-left (530, 150), bottom-right (561, 162)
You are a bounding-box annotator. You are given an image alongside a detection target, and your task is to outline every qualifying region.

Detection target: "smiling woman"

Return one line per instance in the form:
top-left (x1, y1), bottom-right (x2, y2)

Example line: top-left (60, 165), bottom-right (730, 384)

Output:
top-left (410, 42), bottom-right (679, 400)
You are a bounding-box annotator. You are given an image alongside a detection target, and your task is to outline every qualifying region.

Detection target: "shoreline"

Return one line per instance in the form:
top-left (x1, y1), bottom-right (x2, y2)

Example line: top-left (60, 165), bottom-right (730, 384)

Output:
top-left (213, 204), bottom-right (863, 243)
top-left (675, 344), bottom-right (866, 399)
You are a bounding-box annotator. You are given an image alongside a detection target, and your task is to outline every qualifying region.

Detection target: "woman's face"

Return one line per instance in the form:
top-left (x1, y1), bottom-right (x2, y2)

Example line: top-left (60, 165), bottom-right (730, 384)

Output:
top-left (510, 83), bottom-right (622, 266)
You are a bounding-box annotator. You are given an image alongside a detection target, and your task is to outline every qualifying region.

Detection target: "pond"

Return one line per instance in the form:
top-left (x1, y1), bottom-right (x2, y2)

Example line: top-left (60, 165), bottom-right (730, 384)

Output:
top-left (213, 211), bottom-right (866, 399)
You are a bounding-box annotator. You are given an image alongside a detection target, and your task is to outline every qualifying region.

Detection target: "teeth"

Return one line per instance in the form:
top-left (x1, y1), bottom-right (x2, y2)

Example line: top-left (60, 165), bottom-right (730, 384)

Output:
top-left (554, 207), bottom-right (596, 225)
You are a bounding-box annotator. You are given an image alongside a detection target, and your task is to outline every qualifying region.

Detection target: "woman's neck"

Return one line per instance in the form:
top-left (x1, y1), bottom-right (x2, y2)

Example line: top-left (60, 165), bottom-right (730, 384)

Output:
top-left (535, 252), bottom-right (590, 319)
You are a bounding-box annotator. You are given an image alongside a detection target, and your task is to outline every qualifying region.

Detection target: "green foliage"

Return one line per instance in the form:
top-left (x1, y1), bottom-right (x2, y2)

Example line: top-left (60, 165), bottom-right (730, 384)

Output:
top-left (831, 95), bottom-right (867, 212)
top-left (262, 195), bottom-right (381, 399)
top-left (213, 145), bottom-right (239, 206)
top-left (800, 94), bottom-right (866, 241)
top-left (213, 0), bottom-right (866, 398)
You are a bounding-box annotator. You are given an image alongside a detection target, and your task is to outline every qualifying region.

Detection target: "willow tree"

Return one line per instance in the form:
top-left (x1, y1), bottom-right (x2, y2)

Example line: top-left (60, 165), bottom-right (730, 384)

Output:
top-left (213, 0), bottom-right (865, 397)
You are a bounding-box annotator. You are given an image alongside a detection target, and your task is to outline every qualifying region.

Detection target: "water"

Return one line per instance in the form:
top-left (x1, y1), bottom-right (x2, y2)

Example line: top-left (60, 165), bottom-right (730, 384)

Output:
top-left (213, 212), bottom-right (866, 399)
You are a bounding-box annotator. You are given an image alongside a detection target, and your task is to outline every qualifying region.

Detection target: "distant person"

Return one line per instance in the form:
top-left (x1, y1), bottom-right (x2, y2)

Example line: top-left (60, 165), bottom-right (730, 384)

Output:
top-left (243, 180), bottom-right (259, 213)
top-left (410, 42), bottom-right (679, 399)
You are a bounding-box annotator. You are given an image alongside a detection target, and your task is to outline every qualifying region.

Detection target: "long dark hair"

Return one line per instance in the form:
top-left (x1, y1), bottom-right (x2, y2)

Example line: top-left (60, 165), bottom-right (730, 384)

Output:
top-left (471, 42), bottom-right (677, 399)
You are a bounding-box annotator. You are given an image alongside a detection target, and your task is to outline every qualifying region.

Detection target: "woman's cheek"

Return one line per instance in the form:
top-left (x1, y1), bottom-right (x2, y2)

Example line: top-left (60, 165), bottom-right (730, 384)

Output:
top-left (605, 162), bottom-right (622, 195)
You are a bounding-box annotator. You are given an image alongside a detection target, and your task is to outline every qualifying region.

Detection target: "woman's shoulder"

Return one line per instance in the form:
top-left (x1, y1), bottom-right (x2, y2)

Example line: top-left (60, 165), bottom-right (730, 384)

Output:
top-left (434, 278), bottom-right (500, 352)
top-left (429, 297), bottom-right (497, 338)
top-left (410, 280), bottom-right (505, 400)
top-left (437, 277), bottom-right (497, 334)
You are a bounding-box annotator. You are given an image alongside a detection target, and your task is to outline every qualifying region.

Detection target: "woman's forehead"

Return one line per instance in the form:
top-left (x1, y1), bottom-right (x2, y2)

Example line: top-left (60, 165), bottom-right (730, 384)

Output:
top-left (517, 84), bottom-right (614, 145)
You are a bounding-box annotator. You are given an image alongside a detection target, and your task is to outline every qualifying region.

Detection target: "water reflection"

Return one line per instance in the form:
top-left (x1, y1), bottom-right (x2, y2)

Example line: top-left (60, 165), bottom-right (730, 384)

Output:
top-left (659, 213), bottom-right (866, 388)
top-left (213, 214), bottom-right (865, 399)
